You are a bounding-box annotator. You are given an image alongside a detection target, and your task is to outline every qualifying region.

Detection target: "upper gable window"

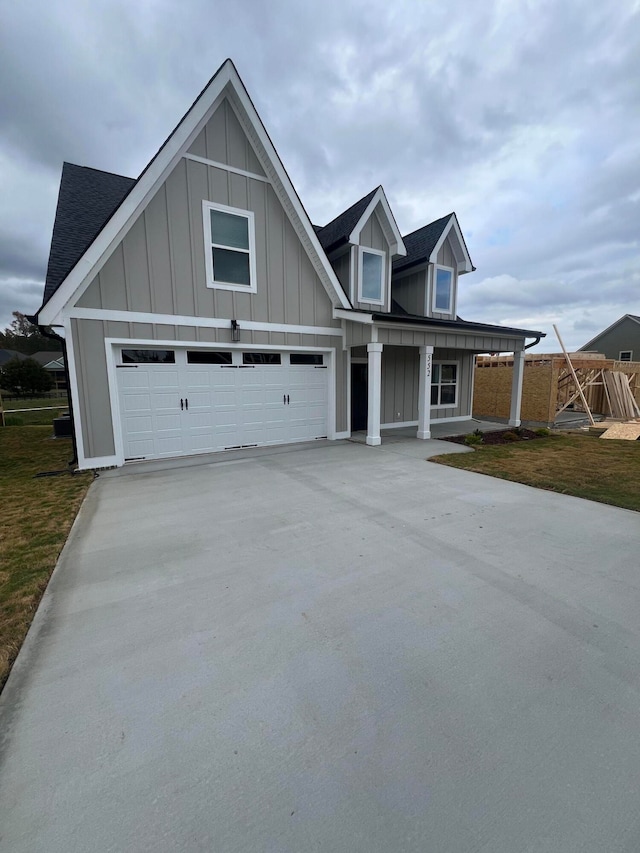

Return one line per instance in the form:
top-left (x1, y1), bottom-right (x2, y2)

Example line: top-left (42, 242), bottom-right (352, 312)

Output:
top-left (358, 247), bottom-right (385, 305)
top-left (619, 351), bottom-right (632, 361)
top-left (433, 265), bottom-right (454, 313)
top-left (202, 201), bottom-right (256, 293)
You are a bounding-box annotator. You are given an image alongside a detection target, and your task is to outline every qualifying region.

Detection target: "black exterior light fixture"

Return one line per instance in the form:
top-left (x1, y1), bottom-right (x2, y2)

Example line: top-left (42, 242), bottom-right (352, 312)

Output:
top-left (231, 319), bottom-right (240, 342)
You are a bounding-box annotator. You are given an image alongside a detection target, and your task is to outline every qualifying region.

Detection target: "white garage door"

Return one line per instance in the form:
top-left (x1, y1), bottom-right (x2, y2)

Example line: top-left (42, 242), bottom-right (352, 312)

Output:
top-left (116, 347), bottom-right (329, 461)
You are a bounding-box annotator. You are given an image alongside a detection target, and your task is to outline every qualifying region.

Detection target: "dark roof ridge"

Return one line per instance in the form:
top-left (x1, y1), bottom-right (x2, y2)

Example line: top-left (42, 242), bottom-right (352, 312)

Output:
top-left (401, 212), bottom-right (454, 240)
top-left (319, 186), bottom-right (380, 231)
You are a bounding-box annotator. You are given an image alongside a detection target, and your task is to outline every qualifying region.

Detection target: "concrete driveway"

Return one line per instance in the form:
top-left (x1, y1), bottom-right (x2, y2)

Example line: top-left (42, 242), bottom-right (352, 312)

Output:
top-left (1, 439), bottom-right (639, 852)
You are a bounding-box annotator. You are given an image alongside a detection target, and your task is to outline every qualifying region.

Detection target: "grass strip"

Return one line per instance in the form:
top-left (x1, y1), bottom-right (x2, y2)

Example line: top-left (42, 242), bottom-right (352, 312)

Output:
top-left (431, 433), bottom-right (640, 512)
top-left (0, 426), bottom-right (92, 689)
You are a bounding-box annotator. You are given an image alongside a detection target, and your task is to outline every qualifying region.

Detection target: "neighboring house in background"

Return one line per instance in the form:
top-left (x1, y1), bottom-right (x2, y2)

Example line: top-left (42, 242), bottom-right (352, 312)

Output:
top-left (31, 352), bottom-right (67, 392)
top-left (35, 59), bottom-right (544, 471)
top-left (579, 315), bottom-right (640, 362)
top-left (0, 350), bottom-right (28, 368)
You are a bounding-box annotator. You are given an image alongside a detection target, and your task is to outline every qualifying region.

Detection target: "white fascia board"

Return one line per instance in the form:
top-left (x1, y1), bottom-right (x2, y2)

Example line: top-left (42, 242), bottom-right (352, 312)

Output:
top-left (40, 59), bottom-right (350, 326)
top-left (348, 187), bottom-right (407, 257)
top-left (428, 214), bottom-right (473, 272)
top-left (39, 62), bottom-right (236, 326)
top-left (333, 308), bottom-right (374, 324)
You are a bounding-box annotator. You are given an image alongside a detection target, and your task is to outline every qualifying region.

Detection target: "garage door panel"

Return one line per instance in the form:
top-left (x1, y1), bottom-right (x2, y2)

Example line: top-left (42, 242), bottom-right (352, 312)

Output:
top-left (118, 351), bottom-right (329, 461)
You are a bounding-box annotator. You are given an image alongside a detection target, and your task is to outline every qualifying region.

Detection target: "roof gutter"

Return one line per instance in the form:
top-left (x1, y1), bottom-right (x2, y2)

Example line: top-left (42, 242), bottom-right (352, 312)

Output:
top-left (525, 336), bottom-right (543, 350)
top-left (25, 316), bottom-right (78, 470)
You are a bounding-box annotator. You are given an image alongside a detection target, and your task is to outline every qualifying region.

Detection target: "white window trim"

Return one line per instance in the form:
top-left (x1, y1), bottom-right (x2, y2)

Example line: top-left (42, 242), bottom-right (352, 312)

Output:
top-left (357, 246), bottom-right (386, 306)
top-left (202, 200), bottom-right (257, 293)
top-left (431, 360), bottom-right (459, 409)
top-left (432, 264), bottom-right (455, 314)
top-left (619, 350), bottom-right (633, 361)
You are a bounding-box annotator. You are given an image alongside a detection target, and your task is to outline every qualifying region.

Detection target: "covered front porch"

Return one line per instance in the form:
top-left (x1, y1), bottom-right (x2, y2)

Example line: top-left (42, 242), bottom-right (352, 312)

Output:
top-left (345, 315), bottom-right (530, 447)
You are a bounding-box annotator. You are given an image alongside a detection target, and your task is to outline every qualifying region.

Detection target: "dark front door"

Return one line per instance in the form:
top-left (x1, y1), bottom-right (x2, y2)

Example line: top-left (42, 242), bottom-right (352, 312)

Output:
top-left (351, 363), bottom-right (368, 431)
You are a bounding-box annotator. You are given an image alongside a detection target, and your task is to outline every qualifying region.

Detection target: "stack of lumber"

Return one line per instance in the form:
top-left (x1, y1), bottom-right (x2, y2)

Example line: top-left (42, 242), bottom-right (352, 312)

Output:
top-left (603, 371), bottom-right (640, 420)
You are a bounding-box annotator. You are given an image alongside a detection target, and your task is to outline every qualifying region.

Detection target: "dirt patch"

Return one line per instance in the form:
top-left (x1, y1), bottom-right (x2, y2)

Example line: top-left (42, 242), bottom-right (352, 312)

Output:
top-left (442, 428), bottom-right (544, 446)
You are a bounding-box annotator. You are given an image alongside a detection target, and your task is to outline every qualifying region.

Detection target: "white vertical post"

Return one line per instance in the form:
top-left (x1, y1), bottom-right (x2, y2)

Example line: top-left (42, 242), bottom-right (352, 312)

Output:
top-left (366, 342), bottom-right (383, 446)
top-left (509, 349), bottom-right (526, 426)
top-left (417, 345), bottom-right (434, 439)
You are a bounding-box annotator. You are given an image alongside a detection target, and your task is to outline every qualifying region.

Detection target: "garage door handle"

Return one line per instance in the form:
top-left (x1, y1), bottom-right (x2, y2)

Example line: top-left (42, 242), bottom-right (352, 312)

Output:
top-left (180, 398), bottom-right (184, 410)
top-left (185, 398), bottom-right (189, 410)
top-left (283, 394), bottom-right (286, 405)
top-left (287, 395), bottom-right (290, 404)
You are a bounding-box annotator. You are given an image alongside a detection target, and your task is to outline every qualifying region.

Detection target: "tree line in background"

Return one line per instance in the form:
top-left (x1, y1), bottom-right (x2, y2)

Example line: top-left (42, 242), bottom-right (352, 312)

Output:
top-left (0, 311), bottom-right (62, 355)
top-left (1, 312), bottom-right (59, 396)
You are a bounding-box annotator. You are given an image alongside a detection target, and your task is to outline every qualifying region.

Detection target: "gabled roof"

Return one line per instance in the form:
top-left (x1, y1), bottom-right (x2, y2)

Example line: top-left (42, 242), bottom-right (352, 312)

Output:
top-left (38, 58), bottom-right (350, 325)
top-left (43, 164), bottom-right (135, 306)
top-left (393, 212), bottom-right (473, 274)
top-left (316, 188), bottom-right (378, 253)
top-left (30, 350), bottom-right (66, 366)
top-left (0, 349), bottom-right (29, 366)
top-left (579, 314), bottom-right (640, 351)
top-left (316, 186), bottom-right (406, 257)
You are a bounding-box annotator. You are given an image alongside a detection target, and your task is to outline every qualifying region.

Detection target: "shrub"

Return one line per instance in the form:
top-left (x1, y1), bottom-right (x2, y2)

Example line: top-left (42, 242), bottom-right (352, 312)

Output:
top-left (473, 428), bottom-right (484, 438)
top-left (464, 433), bottom-right (483, 447)
top-left (501, 431), bottom-right (519, 442)
top-left (0, 358), bottom-right (53, 396)
top-left (534, 427), bottom-right (551, 437)
top-left (3, 416), bottom-right (24, 426)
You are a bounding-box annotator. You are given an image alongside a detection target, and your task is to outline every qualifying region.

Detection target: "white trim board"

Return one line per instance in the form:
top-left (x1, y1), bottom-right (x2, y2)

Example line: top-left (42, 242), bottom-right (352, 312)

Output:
top-left (183, 152), bottom-right (270, 183)
top-left (429, 213), bottom-right (473, 273)
top-left (380, 420), bottom-right (418, 429)
top-left (39, 59), bottom-right (350, 326)
top-left (348, 187), bottom-right (407, 257)
top-left (67, 307), bottom-right (343, 338)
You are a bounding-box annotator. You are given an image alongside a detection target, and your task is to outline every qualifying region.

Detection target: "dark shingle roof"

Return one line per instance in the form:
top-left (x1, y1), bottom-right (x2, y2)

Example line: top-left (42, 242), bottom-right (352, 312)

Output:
top-left (0, 349), bottom-right (29, 366)
top-left (315, 187), bottom-right (379, 253)
top-left (392, 213), bottom-right (453, 273)
top-left (365, 309), bottom-right (544, 339)
top-left (42, 163), bottom-right (136, 308)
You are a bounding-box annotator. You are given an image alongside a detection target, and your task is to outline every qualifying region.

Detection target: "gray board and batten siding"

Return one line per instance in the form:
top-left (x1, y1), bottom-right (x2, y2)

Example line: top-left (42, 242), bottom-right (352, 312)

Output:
top-left (391, 236), bottom-right (458, 320)
top-left (353, 205), bottom-right (392, 313)
top-left (579, 316), bottom-right (640, 361)
top-left (357, 346), bottom-right (474, 424)
top-left (70, 97), bottom-right (348, 459)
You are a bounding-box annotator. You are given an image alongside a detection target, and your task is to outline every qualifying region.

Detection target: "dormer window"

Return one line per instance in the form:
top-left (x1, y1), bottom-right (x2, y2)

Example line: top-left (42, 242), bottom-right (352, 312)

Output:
top-left (358, 247), bottom-right (385, 305)
top-left (433, 265), bottom-right (454, 313)
top-left (202, 201), bottom-right (257, 293)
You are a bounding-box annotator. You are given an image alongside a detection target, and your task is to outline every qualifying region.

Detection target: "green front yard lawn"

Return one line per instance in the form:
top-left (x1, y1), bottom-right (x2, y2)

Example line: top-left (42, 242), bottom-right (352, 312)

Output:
top-left (1, 396), bottom-right (69, 426)
top-left (0, 427), bottom-right (92, 690)
top-left (432, 433), bottom-right (640, 512)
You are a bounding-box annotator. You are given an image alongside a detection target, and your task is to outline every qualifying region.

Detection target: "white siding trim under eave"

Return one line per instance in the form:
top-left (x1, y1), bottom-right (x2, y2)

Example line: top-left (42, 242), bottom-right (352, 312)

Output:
top-left (66, 307), bottom-right (343, 338)
top-left (348, 187), bottom-right (407, 257)
top-left (429, 215), bottom-right (473, 273)
top-left (98, 338), bottom-right (341, 471)
top-left (39, 60), bottom-right (350, 327)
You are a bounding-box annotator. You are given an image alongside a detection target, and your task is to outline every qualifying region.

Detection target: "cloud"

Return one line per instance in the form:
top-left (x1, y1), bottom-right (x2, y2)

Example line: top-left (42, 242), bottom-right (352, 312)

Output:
top-left (0, 0), bottom-right (639, 349)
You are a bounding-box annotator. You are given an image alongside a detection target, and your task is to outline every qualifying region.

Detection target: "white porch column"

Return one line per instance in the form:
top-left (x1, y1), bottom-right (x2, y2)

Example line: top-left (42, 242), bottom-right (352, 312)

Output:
top-left (509, 348), bottom-right (526, 426)
top-left (366, 342), bottom-right (383, 446)
top-left (417, 345), bottom-right (434, 439)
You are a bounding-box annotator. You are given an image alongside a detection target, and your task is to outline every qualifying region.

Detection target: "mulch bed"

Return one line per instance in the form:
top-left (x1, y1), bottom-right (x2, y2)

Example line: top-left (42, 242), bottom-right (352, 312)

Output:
top-left (442, 428), bottom-right (543, 446)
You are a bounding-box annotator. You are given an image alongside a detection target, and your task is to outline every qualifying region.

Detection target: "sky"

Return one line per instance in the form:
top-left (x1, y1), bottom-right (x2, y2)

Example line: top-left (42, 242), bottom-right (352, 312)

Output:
top-left (1, 0), bottom-right (639, 351)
